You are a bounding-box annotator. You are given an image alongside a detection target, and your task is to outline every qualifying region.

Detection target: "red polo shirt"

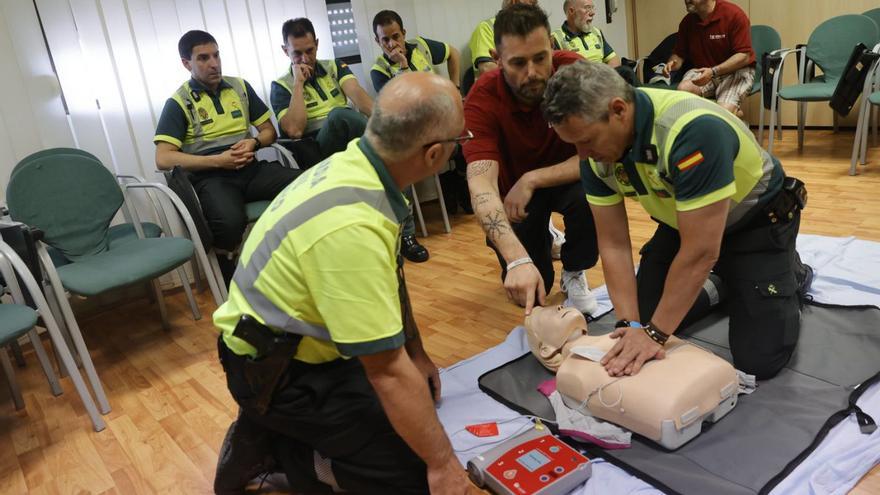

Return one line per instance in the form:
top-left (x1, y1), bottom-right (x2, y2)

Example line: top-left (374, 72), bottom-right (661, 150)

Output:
top-left (463, 51), bottom-right (580, 197)
top-left (673, 0), bottom-right (755, 69)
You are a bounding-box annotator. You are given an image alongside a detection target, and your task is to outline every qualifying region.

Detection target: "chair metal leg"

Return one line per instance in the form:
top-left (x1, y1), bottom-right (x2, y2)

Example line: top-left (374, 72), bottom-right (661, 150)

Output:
top-left (775, 98), bottom-right (783, 140)
top-left (851, 102), bottom-right (866, 175)
top-left (872, 106), bottom-right (878, 146)
top-left (10, 340), bottom-right (25, 367)
top-left (797, 101), bottom-right (806, 150)
top-left (433, 173), bottom-right (451, 234)
top-left (27, 329), bottom-right (62, 396)
top-left (43, 283), bottom-right (78, 376)
top-left (42, 266), bottom-right (111, 415)
top-left (0, 346), bottom-right (25, 410)
top-left (190, 257), bottom-right (205, 294)
top-left (410, 185), bottom-right (428, 237)
top-left (757, 99), bottom-right (766, 145)
top-left (207, 252), bottom-right (229, 302)
top-left (769, 94), bottom-right (779, 153)
top-left (151, 279), bottom-right (170, 331)
top-left (862, 107), bottom-right (871, 166)
top-left (177, 266), bottom-right (201, 320)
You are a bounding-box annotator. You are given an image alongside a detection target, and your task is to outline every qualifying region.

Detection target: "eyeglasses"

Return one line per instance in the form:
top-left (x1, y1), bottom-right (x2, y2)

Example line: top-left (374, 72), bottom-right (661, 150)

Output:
top-left (584, 5), bottom-right (595, 13)
top-left (424, 129), bottom-right (474, 147)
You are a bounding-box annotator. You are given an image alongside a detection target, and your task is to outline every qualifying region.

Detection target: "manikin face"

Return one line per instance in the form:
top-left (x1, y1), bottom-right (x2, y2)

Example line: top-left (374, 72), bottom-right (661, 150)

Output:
top-left (525, 305), bottom-right (588, 371)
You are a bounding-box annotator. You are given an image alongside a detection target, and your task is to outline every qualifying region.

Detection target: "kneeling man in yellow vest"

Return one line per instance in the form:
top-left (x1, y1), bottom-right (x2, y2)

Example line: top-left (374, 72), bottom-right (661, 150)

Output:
top-left (213, 72), bottom-right (475, 494)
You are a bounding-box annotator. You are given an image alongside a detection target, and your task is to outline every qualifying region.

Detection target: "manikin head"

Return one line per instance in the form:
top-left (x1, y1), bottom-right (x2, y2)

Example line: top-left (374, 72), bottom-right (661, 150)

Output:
top-left (525, 305), bottom-right (589, 371)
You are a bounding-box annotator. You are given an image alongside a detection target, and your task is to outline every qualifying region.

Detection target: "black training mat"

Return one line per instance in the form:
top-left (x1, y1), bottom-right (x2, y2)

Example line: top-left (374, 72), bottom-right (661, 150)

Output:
top-left (478, 303), bottom-right (880, 495)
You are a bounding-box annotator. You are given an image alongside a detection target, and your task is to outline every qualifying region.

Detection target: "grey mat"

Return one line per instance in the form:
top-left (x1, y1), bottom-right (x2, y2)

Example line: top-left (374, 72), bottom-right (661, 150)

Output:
top-left (478, 303), bottom-right (880, 495)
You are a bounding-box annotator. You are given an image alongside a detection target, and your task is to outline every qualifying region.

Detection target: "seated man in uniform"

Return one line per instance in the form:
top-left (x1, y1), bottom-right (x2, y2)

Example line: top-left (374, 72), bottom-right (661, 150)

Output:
top-left (464, 4), bottom-right (600, 316)
top-left (550, 0), bottom-right (620, 68)
top-left (544, 61), bottom-right (812, 380)
top-left (468, 0), bottom-right (538, 79)
top-left (154, 30), bottom-right (301, 284)
top-left (663, 0), bottom-right (755, 115)
top-left (271, 18), bottom-right (373, 167)
top-left (370, 9), bottom-right (463, 263)
top-left (212, 72), bottom-right (473, 494)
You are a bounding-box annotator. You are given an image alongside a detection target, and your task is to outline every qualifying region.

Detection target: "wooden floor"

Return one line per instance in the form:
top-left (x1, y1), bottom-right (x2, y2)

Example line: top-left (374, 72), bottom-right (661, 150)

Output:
top-left (1, 129), bottom-right (879, 494)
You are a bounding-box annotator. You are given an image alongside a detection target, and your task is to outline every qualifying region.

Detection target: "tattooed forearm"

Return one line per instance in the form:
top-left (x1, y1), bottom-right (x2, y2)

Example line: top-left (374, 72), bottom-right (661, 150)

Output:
top-left (472, 192), bottom-right (493, 207)
top-left (467, 161), bottom-right (492, 179)
top-left (481, 208), bottom-right (512, 243)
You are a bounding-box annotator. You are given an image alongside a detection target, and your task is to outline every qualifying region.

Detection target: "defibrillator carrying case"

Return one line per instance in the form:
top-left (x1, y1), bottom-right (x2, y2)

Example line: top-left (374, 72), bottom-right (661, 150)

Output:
top-left (830, 43), bottom-right (880, 116)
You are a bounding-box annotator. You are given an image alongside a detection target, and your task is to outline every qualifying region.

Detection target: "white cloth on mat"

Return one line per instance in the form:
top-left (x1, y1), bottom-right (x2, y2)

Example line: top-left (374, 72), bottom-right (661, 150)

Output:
top-left (548, 390), bottom-right (632, 448)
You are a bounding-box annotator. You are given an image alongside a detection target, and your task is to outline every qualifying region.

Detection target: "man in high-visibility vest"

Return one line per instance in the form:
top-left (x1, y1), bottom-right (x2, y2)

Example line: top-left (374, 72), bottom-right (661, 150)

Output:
top-left (544, 61), bottom-right (812, 380)
top-left (154, 30), bottom-right (300, 283)
top-left (271, 18), bottom-right (374, 166)
top-left (468, 0), bottom-right (539, 79)
top-left (213, 72), bottom-right (474, 494)
top-left (550, 0), bottom-right (621, 67)
top-left (369, 9), bottom-right (463, 263)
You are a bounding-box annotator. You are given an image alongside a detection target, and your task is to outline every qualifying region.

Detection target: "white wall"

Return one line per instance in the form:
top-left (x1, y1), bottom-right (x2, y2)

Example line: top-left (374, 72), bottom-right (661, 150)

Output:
top-left (0, 0), bottom-right (332, 206)
top-left (350, 0), bottom-right (631, 95)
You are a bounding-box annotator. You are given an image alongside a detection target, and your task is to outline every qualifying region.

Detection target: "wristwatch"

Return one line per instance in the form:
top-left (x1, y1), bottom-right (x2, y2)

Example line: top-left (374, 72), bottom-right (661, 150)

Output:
top-left (614, 319), bottom-right (642, 329)
top-left (251, 137), bottom-right (262, 150)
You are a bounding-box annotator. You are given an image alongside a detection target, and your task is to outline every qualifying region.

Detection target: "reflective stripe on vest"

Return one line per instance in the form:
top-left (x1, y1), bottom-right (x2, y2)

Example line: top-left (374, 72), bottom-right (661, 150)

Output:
top-left (592, 90), bottom-right (775, 228)
top-left (551, 26), bottom-right (606, 62)
top-left (231, 186), bottom-right (397, 340)
top-left (372, 38), bottom-right (436, 78)
top-left (174, 76), bottom-right (250, 154)
top-left (276, 60), bottom-right (347, 134)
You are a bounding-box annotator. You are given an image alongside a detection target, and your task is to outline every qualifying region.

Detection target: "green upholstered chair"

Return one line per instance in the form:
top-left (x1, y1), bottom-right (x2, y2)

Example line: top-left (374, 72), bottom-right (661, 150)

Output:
top-left (15, 148), bottom-right (163, 250)
top-left (748, 25), bottom-right (782, 145)
top-left (850, 42), bottom-right (880, 174)
top-left (6, 153), bottom-right (206, 415)
top-left (767, 15), bottom-right (879, 153)
top-left (0, 239), bottom-right (105, 431)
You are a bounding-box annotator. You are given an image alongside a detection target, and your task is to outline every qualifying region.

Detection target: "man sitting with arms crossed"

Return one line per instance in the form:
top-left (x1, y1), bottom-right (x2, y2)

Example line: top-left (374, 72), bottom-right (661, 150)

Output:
top-left (154, 30), bottom-right (300, 284)
top-left (271, 18), bottom-right (373, 166)
top-left (464, 4), bottom-right (600, 316)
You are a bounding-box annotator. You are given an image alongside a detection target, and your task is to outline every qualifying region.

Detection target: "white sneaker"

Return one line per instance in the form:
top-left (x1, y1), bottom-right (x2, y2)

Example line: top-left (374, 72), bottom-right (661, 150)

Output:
top-left (550, 221), bottom-right (565, 260)
top-left (561, 270), bottom-right (598, 316)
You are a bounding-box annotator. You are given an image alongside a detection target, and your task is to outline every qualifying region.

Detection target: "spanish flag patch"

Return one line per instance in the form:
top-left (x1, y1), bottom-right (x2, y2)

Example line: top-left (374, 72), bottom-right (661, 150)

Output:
top-left (677, 151), bottom-right (704, 172)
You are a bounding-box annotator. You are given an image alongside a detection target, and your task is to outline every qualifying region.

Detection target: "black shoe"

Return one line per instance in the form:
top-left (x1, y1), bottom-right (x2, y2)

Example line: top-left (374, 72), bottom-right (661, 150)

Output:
top-left (402, 235), bottom-right (429, 263)
top-left (794, 253), bottom-right (814, 299)
top-left (214, 413), bottom-right (276, 495)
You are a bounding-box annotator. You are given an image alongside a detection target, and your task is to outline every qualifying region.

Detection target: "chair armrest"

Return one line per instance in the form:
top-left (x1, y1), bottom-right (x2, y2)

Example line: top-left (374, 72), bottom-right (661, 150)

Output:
top-left (769, 47), bottom-right (806, 96)
top-left (121, 182), bottom-right (208, 251)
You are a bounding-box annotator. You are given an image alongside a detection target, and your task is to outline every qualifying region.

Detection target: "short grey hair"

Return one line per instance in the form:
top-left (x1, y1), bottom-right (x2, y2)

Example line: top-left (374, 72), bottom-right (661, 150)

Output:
top-left (542, 60), bottom-right (634, 125)
top-left (366, 91), bottom-right (457, 158)
top-left (562, 0), bottom-right (574, 11)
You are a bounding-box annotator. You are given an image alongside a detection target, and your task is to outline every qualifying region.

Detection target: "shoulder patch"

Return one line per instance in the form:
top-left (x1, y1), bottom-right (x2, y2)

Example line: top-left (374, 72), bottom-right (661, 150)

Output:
top-left (677, 151), bottom-right (704, 172)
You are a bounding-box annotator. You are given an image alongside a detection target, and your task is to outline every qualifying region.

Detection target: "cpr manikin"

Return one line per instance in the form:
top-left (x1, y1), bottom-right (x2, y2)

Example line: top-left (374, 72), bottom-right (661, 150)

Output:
top-left (525, 306), bottom-right (739, 450)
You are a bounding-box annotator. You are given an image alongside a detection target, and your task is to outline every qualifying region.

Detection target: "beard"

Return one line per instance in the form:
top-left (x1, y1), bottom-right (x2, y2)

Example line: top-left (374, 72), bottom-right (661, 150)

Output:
top-left (515, 78), bottom-right (547, 105)
top-left (576, 18), bottom-right (592, 32)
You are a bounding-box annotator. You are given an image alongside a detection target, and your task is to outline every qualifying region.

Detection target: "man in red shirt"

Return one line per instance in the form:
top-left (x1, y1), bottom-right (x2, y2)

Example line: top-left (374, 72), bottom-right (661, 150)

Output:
top-left (663, 0), bottom-right (755, 115)
top-left (463, 3), bottom-right (599, 316)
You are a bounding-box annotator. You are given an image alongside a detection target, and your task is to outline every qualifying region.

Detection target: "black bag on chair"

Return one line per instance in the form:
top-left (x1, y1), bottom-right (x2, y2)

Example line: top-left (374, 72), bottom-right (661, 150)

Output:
top-left (762, 51), bottom-right (784, 109)
top-left (830, 43), bottom-right (880, 116)
top-left (164, 166), bottom-right (214, 252)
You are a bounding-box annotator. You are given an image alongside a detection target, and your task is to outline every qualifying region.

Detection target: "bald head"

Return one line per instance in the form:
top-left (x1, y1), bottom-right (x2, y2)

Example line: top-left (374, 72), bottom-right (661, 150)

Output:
top-left (366, 72), bottom-right (463, 160)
